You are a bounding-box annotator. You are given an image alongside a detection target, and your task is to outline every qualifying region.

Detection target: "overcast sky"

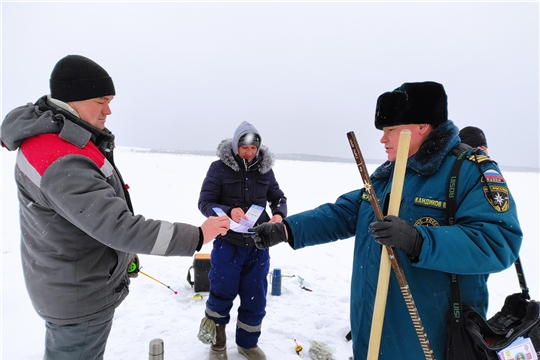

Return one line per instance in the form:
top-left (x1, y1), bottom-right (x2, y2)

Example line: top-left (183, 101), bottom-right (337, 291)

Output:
top-left (2, 2), bottom-right (539, 170)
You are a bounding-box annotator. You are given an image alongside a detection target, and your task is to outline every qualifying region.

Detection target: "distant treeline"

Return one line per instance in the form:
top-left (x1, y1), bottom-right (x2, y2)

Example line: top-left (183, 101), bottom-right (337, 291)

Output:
top-left (119, 147), bottom-right (539, 173)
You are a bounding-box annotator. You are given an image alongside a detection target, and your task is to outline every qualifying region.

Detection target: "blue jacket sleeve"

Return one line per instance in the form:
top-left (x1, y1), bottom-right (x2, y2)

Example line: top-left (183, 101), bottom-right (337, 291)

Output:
top-left (415, 160), bottom-right (522, 275)
top-left (286, 189), bottom-right (361, 249)
top-left (198, 161), bottom-right (230, 218)
top-left (266, 169), bottom-right (287, 218)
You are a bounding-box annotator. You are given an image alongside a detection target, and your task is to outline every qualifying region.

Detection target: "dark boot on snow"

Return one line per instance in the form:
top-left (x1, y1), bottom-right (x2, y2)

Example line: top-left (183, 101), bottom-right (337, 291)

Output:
top-left (209, 324), bottom-right (227, 360)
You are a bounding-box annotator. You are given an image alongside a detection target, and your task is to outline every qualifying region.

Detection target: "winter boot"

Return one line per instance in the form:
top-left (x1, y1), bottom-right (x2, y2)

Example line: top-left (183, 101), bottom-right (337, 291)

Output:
top-left (209, 324), bottom-right (227, 360)
top-left (238, 345), bottom-right (267, 360)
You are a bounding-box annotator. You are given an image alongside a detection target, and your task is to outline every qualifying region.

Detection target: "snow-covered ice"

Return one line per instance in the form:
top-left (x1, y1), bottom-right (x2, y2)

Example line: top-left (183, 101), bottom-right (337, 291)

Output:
top-left (2, 147), bottom-right (538, 359)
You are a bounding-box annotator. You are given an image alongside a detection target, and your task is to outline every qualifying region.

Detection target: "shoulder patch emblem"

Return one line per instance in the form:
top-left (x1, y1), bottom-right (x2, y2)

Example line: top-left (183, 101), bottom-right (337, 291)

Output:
top-left (482, 169), bottom-right (506, 184)
top-left (414, 217), bottom-right (440, 227)
top-left (483, 185), bottom-right (510, 212)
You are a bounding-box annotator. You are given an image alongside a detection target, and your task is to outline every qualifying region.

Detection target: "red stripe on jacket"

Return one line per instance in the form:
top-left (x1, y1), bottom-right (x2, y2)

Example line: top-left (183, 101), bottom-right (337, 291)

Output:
top-left (21, 133), bottom-right (105, 175)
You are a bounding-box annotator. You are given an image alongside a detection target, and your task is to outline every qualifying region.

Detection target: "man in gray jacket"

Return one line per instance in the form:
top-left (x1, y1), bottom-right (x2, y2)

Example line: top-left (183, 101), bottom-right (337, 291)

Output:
top-left (0, 54), bottom-right (230, 360)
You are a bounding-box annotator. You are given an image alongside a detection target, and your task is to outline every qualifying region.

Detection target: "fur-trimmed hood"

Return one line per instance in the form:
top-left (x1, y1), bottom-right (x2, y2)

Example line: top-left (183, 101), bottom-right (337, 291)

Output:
top-left (373, 119), bottom-right (460, 178)
top-left (217, 138), bottom-right (275, 174)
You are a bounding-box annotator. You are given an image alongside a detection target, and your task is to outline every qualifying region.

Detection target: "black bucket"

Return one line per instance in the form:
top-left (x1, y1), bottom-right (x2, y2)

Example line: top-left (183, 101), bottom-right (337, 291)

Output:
top-left (187, 253), bottom-right (211, 292)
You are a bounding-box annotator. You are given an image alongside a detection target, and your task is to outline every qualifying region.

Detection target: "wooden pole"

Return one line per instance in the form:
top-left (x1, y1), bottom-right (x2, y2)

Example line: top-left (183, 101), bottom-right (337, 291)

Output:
top-left (347, 131), bottom-right (435, 360)
top-left (367, 129), bottom-right (410, 359)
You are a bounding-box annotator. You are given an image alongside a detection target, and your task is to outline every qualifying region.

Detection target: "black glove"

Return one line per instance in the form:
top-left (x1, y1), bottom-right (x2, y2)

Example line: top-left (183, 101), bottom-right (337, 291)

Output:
top-left (127, 253), bottom-right (140, 278)
top-left (369, 215), bottom-right (424, 260)
top-left (249, 222), bottom-right (288, 249)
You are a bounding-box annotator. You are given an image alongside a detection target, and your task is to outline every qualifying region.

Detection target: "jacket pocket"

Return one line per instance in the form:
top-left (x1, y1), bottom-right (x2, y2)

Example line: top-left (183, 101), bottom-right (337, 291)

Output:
top-left (254, 179), bottom-right (270, 200)
top-left (222, 178), bottom-right (243, 199)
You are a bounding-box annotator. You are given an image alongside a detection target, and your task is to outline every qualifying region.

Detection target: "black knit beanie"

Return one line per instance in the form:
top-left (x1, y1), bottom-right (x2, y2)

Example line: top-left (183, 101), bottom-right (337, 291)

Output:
top-left (374, 81), bottom-right (447, 130)
top-left (50, 55), bottom-right (115, 102)
top-left (459, 126), bottom-right (487, 148)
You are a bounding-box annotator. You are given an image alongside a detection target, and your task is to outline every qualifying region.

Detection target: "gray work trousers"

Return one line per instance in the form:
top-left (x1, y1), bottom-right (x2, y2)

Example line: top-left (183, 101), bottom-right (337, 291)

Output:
top-left (43, 310), bottom-right (114, 360)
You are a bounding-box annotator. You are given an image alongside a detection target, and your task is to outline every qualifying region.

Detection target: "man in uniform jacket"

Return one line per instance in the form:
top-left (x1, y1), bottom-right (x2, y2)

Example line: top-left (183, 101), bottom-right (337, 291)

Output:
top-left (249, 81), bottom-right (522, 360)
top-left (198, 121), bottom-right (287, 360)
top-left (0, 54), bottom-right (229, 360)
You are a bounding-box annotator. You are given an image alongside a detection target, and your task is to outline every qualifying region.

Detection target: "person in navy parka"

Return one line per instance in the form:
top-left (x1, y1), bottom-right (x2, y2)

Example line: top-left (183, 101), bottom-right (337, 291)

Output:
top-left (198, 121), bottom-right (287, 360)
top-left (249, 82), bottom-right (522, 360)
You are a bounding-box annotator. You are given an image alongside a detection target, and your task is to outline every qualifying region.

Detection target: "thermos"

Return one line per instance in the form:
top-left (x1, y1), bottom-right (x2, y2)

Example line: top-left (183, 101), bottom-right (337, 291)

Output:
top-left (149, 338), bottom-right (164, 360)
top-left (271, 268), bottom-right (282, 296)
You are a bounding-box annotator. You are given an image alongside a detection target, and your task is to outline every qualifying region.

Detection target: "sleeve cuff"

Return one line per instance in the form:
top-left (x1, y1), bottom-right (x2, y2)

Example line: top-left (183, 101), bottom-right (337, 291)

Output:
top-left (196, 227), bottom-right (203, 252)
top-left (283, 220), bottom-right (295, 248)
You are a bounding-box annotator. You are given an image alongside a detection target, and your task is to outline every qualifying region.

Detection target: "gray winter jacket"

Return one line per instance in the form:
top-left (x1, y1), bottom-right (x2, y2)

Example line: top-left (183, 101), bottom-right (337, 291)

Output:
top-left (1, 96), bottom-right (201, 325)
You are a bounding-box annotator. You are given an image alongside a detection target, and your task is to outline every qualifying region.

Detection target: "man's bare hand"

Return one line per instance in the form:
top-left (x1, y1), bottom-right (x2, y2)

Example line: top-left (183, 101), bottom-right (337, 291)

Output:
top-left (230, 208), bottom-right (248, 223)
top-left (200, 216), bottom-right (230, 244)
top-left (269, 214), bottom-right (283, 223)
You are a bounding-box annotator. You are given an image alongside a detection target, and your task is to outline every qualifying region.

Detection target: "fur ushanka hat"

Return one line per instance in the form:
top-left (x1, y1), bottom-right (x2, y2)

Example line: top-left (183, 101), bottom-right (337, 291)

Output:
top-left (374, 81), bottom-right (448, 130)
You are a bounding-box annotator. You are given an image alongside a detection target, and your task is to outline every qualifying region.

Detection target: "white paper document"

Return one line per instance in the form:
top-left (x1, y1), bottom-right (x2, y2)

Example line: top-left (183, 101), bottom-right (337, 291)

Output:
top-left (213, 205), bottom-right (264, 233)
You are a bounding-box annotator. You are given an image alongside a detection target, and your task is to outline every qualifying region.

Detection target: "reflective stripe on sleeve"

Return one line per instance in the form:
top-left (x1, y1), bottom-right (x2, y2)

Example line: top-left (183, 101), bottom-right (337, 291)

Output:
top-left (150, 221), bottom-right (174, 255)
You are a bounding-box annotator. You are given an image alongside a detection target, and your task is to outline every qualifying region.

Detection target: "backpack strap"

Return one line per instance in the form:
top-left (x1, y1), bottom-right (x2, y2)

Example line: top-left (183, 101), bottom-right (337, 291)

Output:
top-left (446, 145), bottom-right (499, 225)
top-left (446, 146), bottom-right (472, 326)
top-left (446, 146), bottom-right (472, 225)
top-left (515, 257), bottom-right (530, 300)
top-left (450, 142), bottom-right (473, 157)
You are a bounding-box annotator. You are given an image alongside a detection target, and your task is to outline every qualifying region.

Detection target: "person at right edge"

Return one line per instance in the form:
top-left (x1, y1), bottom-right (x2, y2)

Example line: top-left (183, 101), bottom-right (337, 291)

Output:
top-left (248, 81), bottom-right (522, 360)
top-left (459, 125), bottom-right (489, 155)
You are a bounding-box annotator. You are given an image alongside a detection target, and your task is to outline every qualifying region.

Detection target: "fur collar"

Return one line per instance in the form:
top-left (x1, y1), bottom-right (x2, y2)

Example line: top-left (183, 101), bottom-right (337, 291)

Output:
top-left (217, 138), bottom-right (275, 174)
top-left (373, 120), bottom-right (460, 178)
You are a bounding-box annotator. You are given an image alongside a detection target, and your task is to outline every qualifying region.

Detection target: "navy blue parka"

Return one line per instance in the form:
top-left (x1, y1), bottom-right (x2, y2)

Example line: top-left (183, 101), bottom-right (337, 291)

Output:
top-left (198, 134), bottom-right (287, 246)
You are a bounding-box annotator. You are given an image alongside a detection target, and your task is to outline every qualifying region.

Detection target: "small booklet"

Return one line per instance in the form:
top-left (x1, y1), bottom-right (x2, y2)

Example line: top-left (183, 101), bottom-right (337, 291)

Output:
top-left (213, 205), bottom-right (264, 233)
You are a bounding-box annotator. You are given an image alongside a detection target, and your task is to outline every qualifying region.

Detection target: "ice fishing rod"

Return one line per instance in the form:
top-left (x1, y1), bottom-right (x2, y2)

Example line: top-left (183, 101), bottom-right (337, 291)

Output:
top-left (347, 131), bottom-right (435, 360)
top-left (139, 270), bottom-right (178, 295)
